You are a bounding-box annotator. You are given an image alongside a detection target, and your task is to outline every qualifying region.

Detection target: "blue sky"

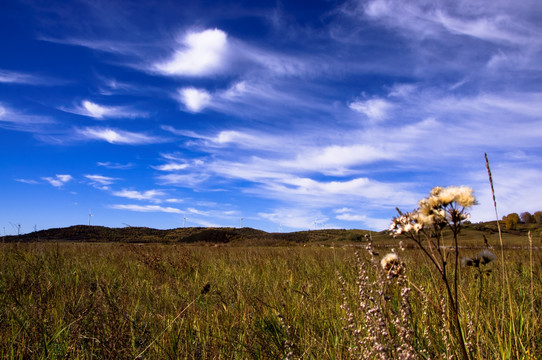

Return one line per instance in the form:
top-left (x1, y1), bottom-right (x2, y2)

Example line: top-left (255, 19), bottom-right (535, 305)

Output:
top-left (2, 0), bottom-right (542, 234)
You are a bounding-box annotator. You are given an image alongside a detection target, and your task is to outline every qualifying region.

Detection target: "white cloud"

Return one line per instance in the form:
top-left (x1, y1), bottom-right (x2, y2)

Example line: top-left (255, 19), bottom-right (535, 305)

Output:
top-left (281, 177), bottom-right (382, 197)
top-left (0, 103), bottom-right (54, 130)
top-left (39, 36), bottom-right (142, 55)
top-left (388, 83), bottom-right (418, 98)
top-left (42, 174), bottom-right (73, 187)
top-left (165, 198), bottom-right (184, 203)
top-left (15, 178), bottom-right (39, 184)
top-left (187, 207), bottom-right (210, 216)
top-left (334, 207), bottom-right (353, 214)
top-left (110, 204), bottom-right (182, 214)
top-left (112, 189), bottom-right (166, 201)
top-left (154, 28), bottom-right (228, 76)
top-left (259, 208), bottom-right (327, 230)
top-left (434, 10), bottom-right (531, 45)
top-left (97, 161), bottom-right (135, 169)
top-left (0, 69), bottom-right (38, 84)
top-left (56, 175), bottom-right (73, 182)
top-left (167, 127), bottom-right (284, 152)
top-left (153, 163), bottom-right (189, 171)
top-left (283, 144), bottom-right (397, 175)
top-left (156, 173), bottom-right (210, 187)
top-left (0, 69), bottom-right (56, 85)
top-left (78, 127), bottom-right (164, 145)
top-left (363, 0), bottom-right (538, 46)
top-left (82, 101), bottom-right (109, 118)
top-left (209, 79), bottom-right (338, 120)
top-left (61, 100), bottom-right (147, 119)
top-left (84, 174), bottom-right (120, 185)
top-left (349, 98), bottom-right (393, 121)
top-left (177, 87), bottom-right (212, 112)
top-left (234, 171), bottom-right (418, 209)
top-left (336, 213), bottom-right (366, 221)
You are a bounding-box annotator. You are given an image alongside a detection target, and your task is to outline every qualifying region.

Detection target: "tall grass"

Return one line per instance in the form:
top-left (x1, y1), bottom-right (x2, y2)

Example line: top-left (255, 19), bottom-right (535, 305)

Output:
top-left (0, 241), bottom-right (539, 359)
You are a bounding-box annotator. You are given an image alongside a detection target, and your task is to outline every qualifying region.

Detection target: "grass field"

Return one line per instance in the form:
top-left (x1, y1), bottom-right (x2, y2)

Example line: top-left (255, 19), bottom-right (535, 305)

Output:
top-left (1, 236), bottom-right (540, 359)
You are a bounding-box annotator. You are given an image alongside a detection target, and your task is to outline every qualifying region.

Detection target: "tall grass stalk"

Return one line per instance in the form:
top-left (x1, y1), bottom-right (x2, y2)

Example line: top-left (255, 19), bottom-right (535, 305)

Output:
top-left (485, 153), bottom-right (519, 357)
top-left (528, 231), bottom-right (535, 352)
top-left (484, 153), bottom-right (506, 322)
top-left (135, 284), bottom-right (209, 359)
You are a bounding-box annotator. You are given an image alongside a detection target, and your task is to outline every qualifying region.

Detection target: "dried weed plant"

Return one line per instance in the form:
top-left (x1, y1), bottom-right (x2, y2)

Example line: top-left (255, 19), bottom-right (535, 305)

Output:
top-left (389, 185), bottom-right (476, 359)
top-left (338, 238), bottom-right (417, 359)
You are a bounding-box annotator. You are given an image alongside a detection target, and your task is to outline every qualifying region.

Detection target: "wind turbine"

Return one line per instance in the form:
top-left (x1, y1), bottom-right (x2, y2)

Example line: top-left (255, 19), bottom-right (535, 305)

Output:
top-left (240, 217), bottom-right (244, 228)
top-left (88, 210), bottom-right (93, 226)
top-left (183, 216), bottom-right (187, 228)
top-left (9, 222), bottom-right (21, 235)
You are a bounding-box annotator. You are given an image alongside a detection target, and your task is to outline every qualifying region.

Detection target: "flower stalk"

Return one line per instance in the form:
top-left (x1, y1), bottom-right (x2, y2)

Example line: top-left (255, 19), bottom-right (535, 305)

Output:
top-left (389, 185), bottom-right (476, 360)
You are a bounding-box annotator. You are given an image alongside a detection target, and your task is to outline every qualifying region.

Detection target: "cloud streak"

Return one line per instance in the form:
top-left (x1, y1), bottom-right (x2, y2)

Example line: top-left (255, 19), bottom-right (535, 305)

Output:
top-left (110, 204), bottom-right (182, 214)
top-left (61, 100), bottom-right (148, 119)
top-left (85, 174), bottom-right (120, 186)
top-left (78, 127), bottom-right (165, 145)
top-left (42, 174), bottom-right (73, 187)
top-left (112, 189), bottom-right (166, 201)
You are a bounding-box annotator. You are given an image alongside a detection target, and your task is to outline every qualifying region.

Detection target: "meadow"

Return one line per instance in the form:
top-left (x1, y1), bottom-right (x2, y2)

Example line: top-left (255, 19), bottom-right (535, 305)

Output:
top-left (1, 236), bottom-right (540, 359)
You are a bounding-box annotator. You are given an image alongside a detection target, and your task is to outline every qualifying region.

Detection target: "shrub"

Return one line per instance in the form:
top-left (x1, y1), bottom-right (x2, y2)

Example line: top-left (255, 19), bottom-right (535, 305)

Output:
top-left (503, 213), bottom-right (520, 230)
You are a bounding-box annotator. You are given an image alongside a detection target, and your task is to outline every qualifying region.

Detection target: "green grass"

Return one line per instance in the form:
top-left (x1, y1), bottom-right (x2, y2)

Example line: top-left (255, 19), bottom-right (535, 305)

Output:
top-left (0, 240), bottom-right (540, 359)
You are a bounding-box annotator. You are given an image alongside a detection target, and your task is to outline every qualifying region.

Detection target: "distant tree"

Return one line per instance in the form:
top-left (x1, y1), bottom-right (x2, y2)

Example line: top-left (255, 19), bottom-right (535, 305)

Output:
top-left (520, 211), bottom-right (533, 224)
top-left (504, 213), bottom-right (520, 230)
top-left (534, 211), bottom-right (542, 224)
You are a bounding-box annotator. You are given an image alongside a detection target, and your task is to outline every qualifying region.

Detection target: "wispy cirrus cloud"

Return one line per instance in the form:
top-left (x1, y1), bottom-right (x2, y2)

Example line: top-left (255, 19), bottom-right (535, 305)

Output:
top-left (336, 213), bottom-right (367, 222)
top-left (153, 163), bottom-right (189, 171)
top-left (84, 174), bottom-right (120, 186)
top-left (97, 161), bottom-right (135, 169)
top-left (279, 144), bottom-right (398, 175)
top-left (362, 0), bottom-right (540, 45)
top-left (0, 69), bottom-right (54, 85)
top-left (0, 103), bottom-right (54, 132)
top-left (15, 178), bottom-right (39, 184)
top-left (259, 208), bottom-right (328, 230)
top-left (349, 98), bottom-right (393, 122)
top-left (180, 79), bottom-right (340, 119)
top-left (39, 35), bottom-right (145, 56)
top-left (110, 204), bottom-right (182, 214)
top-left (60, 100), bottom-right (148, 119)
top-left (42, 174), bottom-right (73, 187)
top-left (163, 127), bottom-right (288, 152)
top-left (112, 189), bottom-right (166, 201)
top-left (78, 127), bottom-right (165, 145)
top-left (156, 173), bottom-right (210, 187)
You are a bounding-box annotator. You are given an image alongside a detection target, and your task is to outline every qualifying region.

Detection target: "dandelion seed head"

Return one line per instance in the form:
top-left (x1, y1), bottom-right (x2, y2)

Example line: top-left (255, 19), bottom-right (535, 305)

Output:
top-left (380, 253), bottom-right (404, 278)
top-left (381, 253), bottom-right (399, 270)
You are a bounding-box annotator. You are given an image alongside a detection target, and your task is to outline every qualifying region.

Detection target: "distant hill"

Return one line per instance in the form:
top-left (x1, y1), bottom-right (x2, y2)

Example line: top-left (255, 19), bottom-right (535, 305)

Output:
top-left (2, 222), bottom-right (541, 248)
top-left (2, 225), bottom-right (376, 244)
